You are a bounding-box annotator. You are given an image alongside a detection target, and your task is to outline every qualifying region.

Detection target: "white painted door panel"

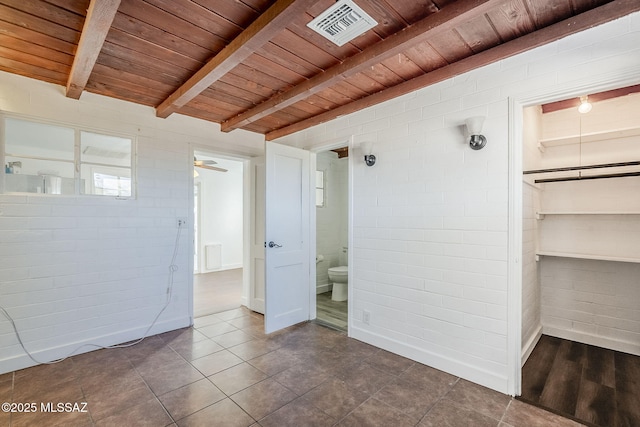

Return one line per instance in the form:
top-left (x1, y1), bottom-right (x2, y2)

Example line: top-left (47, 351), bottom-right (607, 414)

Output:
top-left (264, 141), bottom-right (311, 334)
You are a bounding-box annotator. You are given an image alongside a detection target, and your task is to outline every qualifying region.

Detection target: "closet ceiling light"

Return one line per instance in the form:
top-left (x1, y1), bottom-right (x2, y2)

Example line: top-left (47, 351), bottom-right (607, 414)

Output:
top-left (578, 96), bottom-right (592, 114)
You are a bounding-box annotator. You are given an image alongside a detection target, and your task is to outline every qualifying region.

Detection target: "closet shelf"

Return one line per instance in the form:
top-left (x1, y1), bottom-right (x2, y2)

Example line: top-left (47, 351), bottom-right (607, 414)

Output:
top-left (538, 126), bottom-right (640, 149)
top-left (536, 211), bottom-right (640, 219)
top-left (536, 251), bottom-right (640, 263)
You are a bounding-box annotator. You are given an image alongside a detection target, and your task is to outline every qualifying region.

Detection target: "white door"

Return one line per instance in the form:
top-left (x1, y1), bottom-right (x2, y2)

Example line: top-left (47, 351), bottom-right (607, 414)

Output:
top-left (264, 141), bottom-right (311, 334)
top-left (249, 157), bottom-right (265, 314)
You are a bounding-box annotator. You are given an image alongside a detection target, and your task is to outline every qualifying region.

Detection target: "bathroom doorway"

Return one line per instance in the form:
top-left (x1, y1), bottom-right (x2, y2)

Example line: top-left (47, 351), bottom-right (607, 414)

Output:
top-left (314, 147), bottom-right (349, 331)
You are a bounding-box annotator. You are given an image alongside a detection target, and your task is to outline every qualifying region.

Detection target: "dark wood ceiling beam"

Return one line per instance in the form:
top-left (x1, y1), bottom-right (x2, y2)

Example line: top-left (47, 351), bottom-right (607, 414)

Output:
top-left (221, 0), bottom-right (505, 132)
top-left (265, 0), bottom-right (640, 141)
top-left (66, 0), bottom-right (121, 99)
top-left (155, 0), bottom-right (316, 119)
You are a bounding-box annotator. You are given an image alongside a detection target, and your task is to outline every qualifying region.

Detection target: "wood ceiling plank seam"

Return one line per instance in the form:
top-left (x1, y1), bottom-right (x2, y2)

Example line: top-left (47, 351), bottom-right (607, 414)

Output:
top-left (116, 0), bottom-right (231, 51)
top-left (0, 64), bottom-right (66, 86)
top-left (105, 28), bottom-right (204, 72)
top-left (241, 54), bottom-right (308, 87)
top-left (84, 81), bottom-right (162, 106)
top-left (272, 105), bottom-right (310, 120)
top-left (189, 0), bottom-right (262, 28)
top-left (359, 63), bottom-right (407, 87)
top-left (155, 0), bottom-right (318, 119)
top-left (231, 62), bottom-right (297, 91)
top-left (383, 0), bottom-right (442, 24)
top-left (191, 91), bottom-right (251, 111)
top-left (255, 43), bottom-right (323, 78)
top-left (331, 80), bottom-right (371, 100)
top-left (527, 0), bottom-right (573, 30)
top-left (182, 97), bottom-right (245, 118)
top-left (338, 72), bottom-right (388, 94)
top-left (0, 49), bottom-right (69, 77)
top-left (174, 105), bottom-right (227, 123)
top-left (284, 100), bottom-right (329, 116)
top-left (218, 70), bottom-right (281, 99)
top-left (454, 11), bottom-right (503, 53)
top-left (425, 29), bottom-right (475, 64)
top-left (203, 80), bottom-right (267, 105)
top-left (2, 0), bottom-right (86, 31)
top-left (0, 4), bottom-right (81, 44)
top-left (270, 29), bottom-right (343, 70)
top-left (91, 62), bottom-right (175, 98)
top-left (0, 20), bottom-right (77, 55)
top-left (265, 0), bottom-right (640, 141)
top-left (236, 0), bottom-right (273, 14)
top-left (0, 34), bottom-right (74, 66)
top-left (143, 0), bottom-right (244, 41)
top-left (96, 51), bottom-right (185, 87)
top-left (42, 0), bottom-right (91, 16)
top-left (221, 0), bottom-right (508, 132)
top-left (66, 0), bottom-right (121, 99)
top-left (0, 57), bottom-right (68, 82)
top-left (403, 42), bottom-right (449, 72)
top-left (485, 0), bottom-right (537, 41)
top-left (0, 44), bottom-right (71, 74)
top-left (380, 52), bottom-right (428, 81)
top-left (110, 12), bottom-right (219, 63)
top-left (313, 87), bottom-right (357, 106)
top-left (357, 0), bottom-right (411, 40)
top-left (100, 40), bottom-right (194, 83)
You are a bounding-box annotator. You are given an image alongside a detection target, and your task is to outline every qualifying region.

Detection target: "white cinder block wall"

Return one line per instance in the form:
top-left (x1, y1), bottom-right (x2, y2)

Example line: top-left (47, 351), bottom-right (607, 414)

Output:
top-left (0, 72), bottom-right (263, 374)
top-left (276, 12), bottom-right (640, 393)
top-left (316, 151), bottom-right (348, 292)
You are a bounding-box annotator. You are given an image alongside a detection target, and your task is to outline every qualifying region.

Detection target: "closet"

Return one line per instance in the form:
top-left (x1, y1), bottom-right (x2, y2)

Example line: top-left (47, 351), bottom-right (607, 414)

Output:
top-left (522, 89), bottom-right (640, 361)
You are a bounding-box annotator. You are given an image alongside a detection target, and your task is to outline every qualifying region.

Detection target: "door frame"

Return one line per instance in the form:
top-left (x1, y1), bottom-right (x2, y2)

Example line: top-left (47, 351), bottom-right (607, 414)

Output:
top-left (506, 73), bottom-right (640, 396)
top-left (309, 136), bottom-right (354, 335)
top-left (189, 145), bottom-right (252, 321)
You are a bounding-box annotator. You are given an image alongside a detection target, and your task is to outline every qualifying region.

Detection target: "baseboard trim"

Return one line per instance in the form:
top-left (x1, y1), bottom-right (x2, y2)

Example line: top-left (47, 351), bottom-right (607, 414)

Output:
top-left (0, 316), bottom-right (190, 375)
top-left (521, 324), bottom-right (543, 366)
top-left (316, 283), bottom-right (332, 294)
top-left (350, 324), bottom-right (509, 394)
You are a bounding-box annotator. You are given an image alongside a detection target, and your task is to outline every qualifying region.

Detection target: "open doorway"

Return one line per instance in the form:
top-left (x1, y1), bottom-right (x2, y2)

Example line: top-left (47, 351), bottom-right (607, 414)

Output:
top-left (193, 151), bottom-right (245, 317)
top-left (314, 147), bottom-right (349, 331)
top-left (517, 87), bottom-right (640, 426)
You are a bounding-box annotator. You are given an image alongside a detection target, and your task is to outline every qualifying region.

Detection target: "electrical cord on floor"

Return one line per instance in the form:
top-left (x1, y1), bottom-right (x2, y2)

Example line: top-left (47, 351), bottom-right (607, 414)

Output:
top-left (0, 222), bottom-right (183, 365)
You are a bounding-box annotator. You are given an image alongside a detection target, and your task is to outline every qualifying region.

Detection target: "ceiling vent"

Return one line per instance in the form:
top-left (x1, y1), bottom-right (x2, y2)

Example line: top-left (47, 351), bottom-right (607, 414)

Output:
top-left (307, 0), bottom-right (378, 47)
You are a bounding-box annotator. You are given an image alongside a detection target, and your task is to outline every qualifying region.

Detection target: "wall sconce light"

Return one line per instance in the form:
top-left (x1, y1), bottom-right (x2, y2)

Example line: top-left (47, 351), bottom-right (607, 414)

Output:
top-left (361, 141), bottom-right (376, 166)
top-left (465, 116), bottom-right (487, 150)
top-left (193, 169), bottom-right (199, 178)
top-left (577, 95), bottom-right (592, 114)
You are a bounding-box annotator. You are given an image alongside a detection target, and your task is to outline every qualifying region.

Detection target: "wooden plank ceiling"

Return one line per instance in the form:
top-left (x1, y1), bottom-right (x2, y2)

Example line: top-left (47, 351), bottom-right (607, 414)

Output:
top-left (1, 0), bottom-right (638, 140)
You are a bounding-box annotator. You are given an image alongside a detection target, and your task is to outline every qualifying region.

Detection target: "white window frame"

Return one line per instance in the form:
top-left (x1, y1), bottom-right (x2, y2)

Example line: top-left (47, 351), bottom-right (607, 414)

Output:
top-left (1, 113), bottom-right (136, 198)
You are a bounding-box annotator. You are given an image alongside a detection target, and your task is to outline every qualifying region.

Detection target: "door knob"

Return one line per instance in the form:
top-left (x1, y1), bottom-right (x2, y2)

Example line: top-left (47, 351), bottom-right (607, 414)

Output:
top-left (268, 241), bottom-right (282, 248)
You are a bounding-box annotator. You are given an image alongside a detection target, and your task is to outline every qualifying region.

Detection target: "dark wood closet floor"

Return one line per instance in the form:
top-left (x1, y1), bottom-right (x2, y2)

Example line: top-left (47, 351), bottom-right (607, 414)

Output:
top-left (520, 335), bottom-right (640, 427)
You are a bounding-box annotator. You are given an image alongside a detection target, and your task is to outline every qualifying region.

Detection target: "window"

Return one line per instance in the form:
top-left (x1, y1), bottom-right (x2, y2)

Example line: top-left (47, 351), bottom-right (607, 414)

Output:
top-left (316, 170), bottom-right (325, 207)
top-left (2, 116), bottom-right (134, 197)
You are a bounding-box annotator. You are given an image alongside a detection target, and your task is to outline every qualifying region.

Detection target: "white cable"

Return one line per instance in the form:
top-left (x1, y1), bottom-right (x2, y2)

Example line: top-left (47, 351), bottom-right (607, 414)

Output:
top-left (0, 223), bottom-right (183, 365)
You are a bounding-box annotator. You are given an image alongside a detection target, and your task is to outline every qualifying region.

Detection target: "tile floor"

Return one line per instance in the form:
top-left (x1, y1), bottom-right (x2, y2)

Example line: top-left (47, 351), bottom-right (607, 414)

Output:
top-left (0, 307), bottom-right (585, 426)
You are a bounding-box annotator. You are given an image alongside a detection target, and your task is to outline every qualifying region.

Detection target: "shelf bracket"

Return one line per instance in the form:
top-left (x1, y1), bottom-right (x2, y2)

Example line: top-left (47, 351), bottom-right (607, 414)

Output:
top-left (537, 142), bottom-right (546, 153)
top-left (536, 212), bottom-right (545, 220)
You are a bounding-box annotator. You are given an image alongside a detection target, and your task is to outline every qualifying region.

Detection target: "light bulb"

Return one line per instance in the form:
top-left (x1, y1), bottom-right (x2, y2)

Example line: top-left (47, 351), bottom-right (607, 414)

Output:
top-left (578, 96), bottom-right (592, 114)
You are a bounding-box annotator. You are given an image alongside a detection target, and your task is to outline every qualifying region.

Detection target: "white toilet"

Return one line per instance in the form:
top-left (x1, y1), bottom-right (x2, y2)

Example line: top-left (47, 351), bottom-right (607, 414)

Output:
top-left (328, 266), bottom-right (348, 301)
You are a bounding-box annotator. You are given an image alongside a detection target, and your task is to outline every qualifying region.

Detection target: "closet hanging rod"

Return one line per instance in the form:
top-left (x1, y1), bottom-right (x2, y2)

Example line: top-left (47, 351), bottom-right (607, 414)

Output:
top-left (523, 160), bottom-right (640, 175)
top-left (535, 171), bottom-right (640, 183)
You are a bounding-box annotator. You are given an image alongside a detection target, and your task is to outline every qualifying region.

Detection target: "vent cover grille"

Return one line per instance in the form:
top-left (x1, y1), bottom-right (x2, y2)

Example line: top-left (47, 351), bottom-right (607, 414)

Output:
top-left (307, 0), bottom-right (377, 47)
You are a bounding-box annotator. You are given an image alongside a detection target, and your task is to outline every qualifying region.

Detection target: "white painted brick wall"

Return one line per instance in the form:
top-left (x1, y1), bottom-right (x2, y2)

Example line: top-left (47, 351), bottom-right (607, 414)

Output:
top-left (0, 71), bottom-right (263, 373)
top-left (275, 12), bottom-right (640, 393)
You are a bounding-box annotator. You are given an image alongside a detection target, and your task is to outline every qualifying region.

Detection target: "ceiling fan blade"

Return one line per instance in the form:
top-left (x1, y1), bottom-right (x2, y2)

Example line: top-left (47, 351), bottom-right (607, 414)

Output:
top-left (196, 164), bottom-right (228, 172)
top-left (194, 159), bottom-right (218, 167)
